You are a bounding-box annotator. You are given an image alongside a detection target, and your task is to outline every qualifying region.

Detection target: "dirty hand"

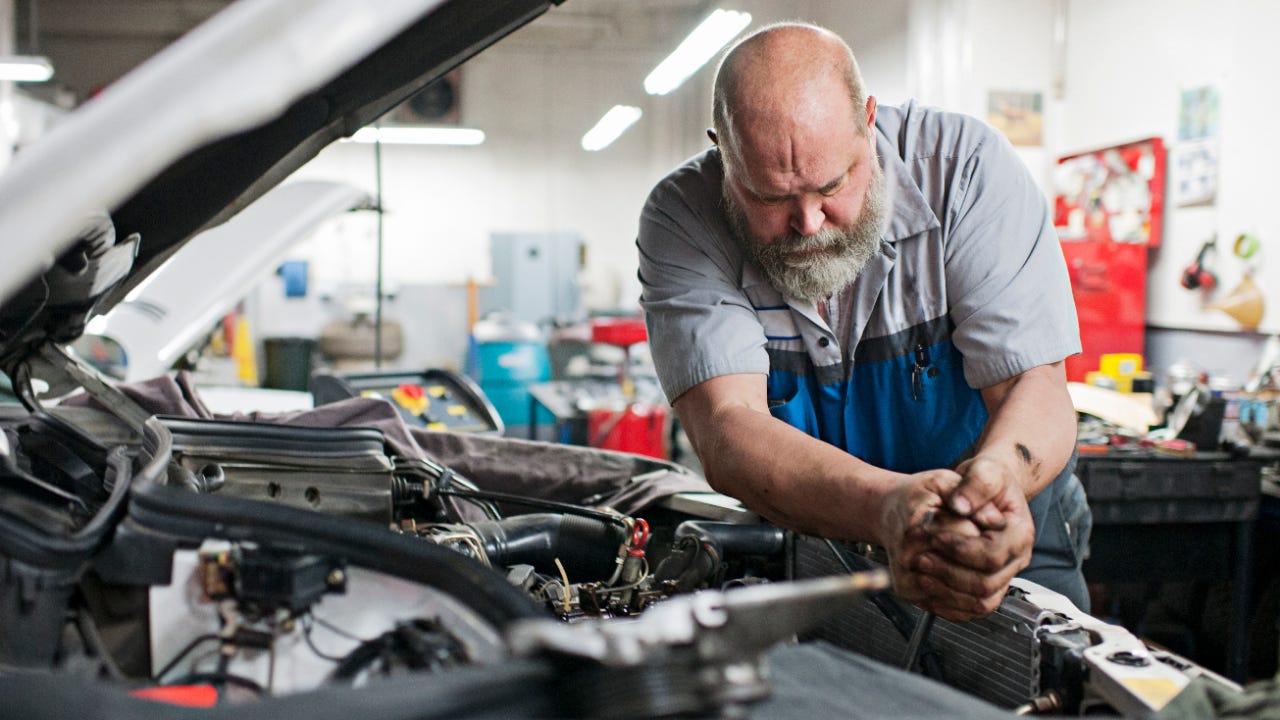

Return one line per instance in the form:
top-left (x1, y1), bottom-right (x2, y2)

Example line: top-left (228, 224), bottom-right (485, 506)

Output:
top-left (911, 454), bottom-right (1036, 620)
top-left (877, 469), bottom-right (979, 614)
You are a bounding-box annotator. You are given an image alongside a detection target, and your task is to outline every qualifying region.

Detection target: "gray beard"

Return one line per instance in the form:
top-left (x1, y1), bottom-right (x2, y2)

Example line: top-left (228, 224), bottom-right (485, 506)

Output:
top-left (724, 163), bottom-right (888, 303)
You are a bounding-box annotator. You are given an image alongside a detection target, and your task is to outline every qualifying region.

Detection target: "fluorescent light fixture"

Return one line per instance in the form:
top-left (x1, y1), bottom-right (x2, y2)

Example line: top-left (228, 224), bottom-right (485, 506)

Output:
top-left (0, 55), bottom-right (54, 82)
top-left (644, 9), bottom-right (751, 96)
top-left (347, 126), bottom-right (485, 146)
top-left (581, 105), bottom-right (642, 151)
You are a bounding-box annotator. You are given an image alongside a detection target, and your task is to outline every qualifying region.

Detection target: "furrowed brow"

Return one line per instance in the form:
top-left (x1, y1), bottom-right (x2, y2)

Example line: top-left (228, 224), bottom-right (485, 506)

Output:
top-left (818, 161), bottom-right (855, 194)
top-left (818, 176), bottom-right (843, 194)
top-left (744, 159), bottom-right (854, 202)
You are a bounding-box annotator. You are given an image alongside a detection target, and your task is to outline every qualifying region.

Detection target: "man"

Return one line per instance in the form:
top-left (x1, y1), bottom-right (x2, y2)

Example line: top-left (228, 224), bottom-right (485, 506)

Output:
top-left (636, 22), bottom-right (1090, 621)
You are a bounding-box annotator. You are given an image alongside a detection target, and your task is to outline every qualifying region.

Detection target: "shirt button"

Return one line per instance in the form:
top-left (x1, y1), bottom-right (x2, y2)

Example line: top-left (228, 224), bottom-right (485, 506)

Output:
top-left (818, 337), bottom-right (830, 347)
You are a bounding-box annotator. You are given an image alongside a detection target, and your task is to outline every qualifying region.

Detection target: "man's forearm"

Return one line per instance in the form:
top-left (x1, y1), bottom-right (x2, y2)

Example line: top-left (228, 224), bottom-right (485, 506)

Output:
top-left (975, 362), bottom-right (1076, 498)
top-left (680, 402), bottom-right (904, 543)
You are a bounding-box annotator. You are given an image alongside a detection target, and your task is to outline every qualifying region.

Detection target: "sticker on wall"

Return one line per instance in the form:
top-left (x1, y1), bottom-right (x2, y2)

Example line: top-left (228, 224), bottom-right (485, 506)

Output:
top-left (987, 90), bottom-right (1043, 147)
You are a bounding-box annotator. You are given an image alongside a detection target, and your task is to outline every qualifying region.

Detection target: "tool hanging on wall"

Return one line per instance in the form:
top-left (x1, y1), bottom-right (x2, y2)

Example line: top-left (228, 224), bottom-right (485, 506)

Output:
top-left (1209, 274), bottom-right (1264, 330)
top-left (1209, 232), bottom-right (1266, 330)
top-left (1180, 235), bottom-right (1218, 291)
top-left (1232, 231), bottom-right (1264, 279)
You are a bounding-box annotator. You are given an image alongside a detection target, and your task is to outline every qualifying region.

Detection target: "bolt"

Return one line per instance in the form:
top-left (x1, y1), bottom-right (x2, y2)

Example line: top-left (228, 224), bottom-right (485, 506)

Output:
top-left (1107, 651), bottom-right (1149, 667)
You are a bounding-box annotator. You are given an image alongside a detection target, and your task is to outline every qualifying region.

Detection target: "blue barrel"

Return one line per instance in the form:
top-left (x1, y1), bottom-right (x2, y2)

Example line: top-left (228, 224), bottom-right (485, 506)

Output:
top-left (467, 315), bottom-right (552, 432)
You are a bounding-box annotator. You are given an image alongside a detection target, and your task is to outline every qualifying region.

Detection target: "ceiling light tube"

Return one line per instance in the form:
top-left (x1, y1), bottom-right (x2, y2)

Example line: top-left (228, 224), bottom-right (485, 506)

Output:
top-left (0, 55), bottom-right (54, 83)
top-left (347, 126), bottom-right (485, 146)
top-left (644, 9), bottom-right (751, 96)
top-left (581, 105), bottom-right (642, 151)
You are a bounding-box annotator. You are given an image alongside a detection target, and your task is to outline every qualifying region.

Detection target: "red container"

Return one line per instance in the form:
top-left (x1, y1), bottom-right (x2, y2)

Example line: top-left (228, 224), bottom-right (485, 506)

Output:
top-left (590, 317), bottom-right (648, 348)
top-left (587, 404), bottom-right (666, 459)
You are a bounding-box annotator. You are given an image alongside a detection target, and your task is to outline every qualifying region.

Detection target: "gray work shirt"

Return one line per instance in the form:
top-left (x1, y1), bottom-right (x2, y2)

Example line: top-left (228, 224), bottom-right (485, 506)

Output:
top-left (638, 100), bottom-right (1080, 418)
top-left (636, 99), bottom-right (1090, 608)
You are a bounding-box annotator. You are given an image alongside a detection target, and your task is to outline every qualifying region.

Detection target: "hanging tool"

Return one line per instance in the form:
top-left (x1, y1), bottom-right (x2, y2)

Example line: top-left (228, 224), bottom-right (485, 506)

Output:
top-left (1207, 232), bottom-right (1266, 329)
top-left (1233, 232), bottom-right (1260, 261)
top-left (1180, 236), bottom-right (1218, 291)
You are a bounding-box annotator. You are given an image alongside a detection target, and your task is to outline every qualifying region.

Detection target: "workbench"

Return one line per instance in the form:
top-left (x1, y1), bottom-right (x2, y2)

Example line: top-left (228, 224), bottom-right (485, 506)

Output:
top-left (1076, 449), bottom-right (1269, 681)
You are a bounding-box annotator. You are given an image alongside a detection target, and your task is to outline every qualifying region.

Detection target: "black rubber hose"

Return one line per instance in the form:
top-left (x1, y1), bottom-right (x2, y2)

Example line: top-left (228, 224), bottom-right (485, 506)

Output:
top-left (0, 445), bottom-right (134, 570)
top-left (652, 521), bottom-right (788, 592)
top-left (469, 513), bottom-right (628, 581)
top-left (673, 520), bottom-right (788, 558)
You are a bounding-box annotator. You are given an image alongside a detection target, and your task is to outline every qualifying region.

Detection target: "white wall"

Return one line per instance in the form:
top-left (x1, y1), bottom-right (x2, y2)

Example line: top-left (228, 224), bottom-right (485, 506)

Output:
top-left (904, 0), bottom-right (1280, 378)
top-left (288, 29), bottom-right (703, 314)
top-left (272, 0), bottom-right (1280, 377)
top-left (283, 0), bottom-right (915, 322)
top-left (1060, 0), bottom-right (1280, 335)
top-left (899, 0), bottom-right (1062, 189)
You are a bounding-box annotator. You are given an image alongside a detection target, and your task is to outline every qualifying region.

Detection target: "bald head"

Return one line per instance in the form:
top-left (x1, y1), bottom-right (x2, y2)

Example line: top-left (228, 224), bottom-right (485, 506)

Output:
top-left (712, 23), bottom-right (869, 177)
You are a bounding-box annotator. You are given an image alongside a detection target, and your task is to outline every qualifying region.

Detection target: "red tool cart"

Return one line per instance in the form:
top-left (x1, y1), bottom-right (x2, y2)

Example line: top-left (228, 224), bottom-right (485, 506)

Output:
top-left (1053, 137), bottom-right (1166, 382)
top-left (585, 317), bottom-right (667, 459)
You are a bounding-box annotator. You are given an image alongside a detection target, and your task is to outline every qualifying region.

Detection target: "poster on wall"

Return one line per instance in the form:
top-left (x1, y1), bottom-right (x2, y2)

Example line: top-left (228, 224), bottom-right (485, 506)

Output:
top-left (1172, 85), bottom-right (1219, 208)
top-left (987, 90), bottom-right (1043, 147)
top-left (1170, 139), bottom-right (1218, 208)
top-left (1178, 86), bottom-right (1219, 142)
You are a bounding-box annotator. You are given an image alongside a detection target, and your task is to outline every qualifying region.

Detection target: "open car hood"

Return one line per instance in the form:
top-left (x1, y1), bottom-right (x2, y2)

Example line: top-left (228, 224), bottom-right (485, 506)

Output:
top-left (0, 0), bottom-right (561, 376)
top-left (75, 180), bottom-right (374, 382)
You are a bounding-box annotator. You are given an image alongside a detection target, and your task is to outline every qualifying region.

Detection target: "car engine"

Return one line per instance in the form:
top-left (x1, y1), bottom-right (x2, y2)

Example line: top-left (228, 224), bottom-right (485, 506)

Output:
top-left (0, 340), bottom-right (1243, 718)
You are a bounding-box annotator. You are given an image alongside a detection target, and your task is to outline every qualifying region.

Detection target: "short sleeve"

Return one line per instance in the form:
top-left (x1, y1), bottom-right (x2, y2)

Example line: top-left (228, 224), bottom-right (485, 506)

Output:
top-left (636, 155), bottom-right (770, 402)
top-left (943, 130), bottom-right (1081, 388)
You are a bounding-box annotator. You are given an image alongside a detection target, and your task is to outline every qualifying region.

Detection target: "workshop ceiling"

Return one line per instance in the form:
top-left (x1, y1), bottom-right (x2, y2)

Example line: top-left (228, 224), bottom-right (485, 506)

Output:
top-left (17, 0), bottom-right (713, 106)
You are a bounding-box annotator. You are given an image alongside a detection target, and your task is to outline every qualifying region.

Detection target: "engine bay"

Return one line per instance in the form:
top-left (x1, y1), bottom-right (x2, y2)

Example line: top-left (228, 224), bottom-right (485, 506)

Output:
top-left (0, 345), bottom-right (1243, 718)
top-left (0, 1), bottom-right (1255, 717)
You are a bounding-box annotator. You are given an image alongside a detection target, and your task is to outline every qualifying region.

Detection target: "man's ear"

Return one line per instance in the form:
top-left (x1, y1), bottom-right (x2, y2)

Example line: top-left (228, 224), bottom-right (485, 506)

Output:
top-left (865, 96), bottom-right (877, 131)
top-left (707, 128), bottom-right (718, 145)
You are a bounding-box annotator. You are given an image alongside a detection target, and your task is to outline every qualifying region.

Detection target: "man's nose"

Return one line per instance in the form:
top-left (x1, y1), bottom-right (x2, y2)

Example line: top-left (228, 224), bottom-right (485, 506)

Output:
top-left (791, 195), bottom-right (825, 237)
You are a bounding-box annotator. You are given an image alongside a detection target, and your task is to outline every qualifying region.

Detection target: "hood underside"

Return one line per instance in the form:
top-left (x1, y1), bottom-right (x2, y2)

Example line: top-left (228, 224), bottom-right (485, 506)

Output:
top-left (0, 0), bottom-right (562, 375)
